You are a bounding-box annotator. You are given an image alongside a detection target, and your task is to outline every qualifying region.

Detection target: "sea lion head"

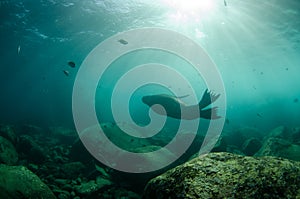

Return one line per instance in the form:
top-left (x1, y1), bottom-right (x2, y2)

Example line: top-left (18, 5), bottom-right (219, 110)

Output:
top-left (142, 95), bottom-right (167, 116)
top-left (142, 95), bottom-right (155, 106)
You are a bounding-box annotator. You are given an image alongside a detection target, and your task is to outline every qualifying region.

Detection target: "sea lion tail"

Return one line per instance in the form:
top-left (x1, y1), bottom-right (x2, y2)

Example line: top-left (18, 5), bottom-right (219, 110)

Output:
top-left (199, 89), bottom-right (220, 109)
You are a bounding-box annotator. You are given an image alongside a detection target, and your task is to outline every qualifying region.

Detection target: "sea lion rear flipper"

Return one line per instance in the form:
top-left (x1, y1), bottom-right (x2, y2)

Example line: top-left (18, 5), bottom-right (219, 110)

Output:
top-left (199, 89), bottom-right (220, 109)
top-left (200, 107), bottom-right (221, 119)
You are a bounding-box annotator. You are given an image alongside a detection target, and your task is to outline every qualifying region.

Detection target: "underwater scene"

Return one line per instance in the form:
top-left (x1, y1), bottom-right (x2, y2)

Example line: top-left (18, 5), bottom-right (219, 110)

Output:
top-left (1, 0), bottom-right (300, 198)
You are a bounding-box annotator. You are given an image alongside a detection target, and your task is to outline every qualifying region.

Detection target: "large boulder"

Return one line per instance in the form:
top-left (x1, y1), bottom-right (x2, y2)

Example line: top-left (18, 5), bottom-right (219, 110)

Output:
top-left (0, 164), bottom-right (56, 199)
top-left (143, 152), bottom-right (300, 199)
top-left (0, 136), bottom-right (18, 165)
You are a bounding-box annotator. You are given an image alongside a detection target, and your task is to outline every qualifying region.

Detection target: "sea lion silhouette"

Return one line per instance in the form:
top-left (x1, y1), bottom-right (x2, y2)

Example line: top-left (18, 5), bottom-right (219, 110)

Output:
top-left (142, 89), bottom-right (220, 120)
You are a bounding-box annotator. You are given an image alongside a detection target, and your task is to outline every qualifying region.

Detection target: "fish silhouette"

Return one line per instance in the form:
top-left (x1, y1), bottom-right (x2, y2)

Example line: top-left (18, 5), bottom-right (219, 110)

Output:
top-left (68, 61), bottom-right (76, 68)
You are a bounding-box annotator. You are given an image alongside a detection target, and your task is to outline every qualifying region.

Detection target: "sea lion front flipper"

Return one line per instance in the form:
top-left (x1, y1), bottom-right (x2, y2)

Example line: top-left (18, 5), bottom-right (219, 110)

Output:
top-left (177, 94), bottom-right (190, 99)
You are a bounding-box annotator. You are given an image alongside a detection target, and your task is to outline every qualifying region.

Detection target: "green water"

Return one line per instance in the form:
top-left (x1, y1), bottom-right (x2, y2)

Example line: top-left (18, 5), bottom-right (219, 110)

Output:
top-left (1, 0), bottom-right (300, 197)
top-left (1, 0), bottom-right (299, 132)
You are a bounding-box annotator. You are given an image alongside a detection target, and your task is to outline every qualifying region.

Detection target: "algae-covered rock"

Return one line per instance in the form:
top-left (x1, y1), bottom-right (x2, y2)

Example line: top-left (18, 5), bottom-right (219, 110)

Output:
top-left (74, 177), bottom-right (112, 196)
top-left (143, 152), bottom-right (300, 199)
top-left (61, 162), bottom-right (86, 179)
top-left (100, 187), bottom-right (141, 199)
top-left (52, 189), bottom-right (70, 199)
top-left (0, 136), bottom-right (18, 165)
top-left (0, 164), bottom-right (56, 199)
top-left (255, 137), bottom-right (300, 161)
top-left (17, 135), bottom-right (46, 163)
top-left (0, 124), bottom-right (18, 144)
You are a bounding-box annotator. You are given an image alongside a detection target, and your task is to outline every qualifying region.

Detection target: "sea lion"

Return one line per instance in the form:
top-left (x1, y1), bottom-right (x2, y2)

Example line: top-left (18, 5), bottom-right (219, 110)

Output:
top-left (142, 89), bottom-right (220, 120)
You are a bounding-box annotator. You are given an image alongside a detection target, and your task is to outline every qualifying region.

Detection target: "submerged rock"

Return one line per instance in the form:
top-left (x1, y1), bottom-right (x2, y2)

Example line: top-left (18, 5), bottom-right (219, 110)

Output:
top-left (17, 135), bottom-right (46, 163)
top-left (61, 162), bottom-right (86, 179)
top-left (292, 127), bottom-right (300, 144)
top-left (0, 124), bottom-right (18, 144)
top-left (0, 164), bottom-right (56, 199)
top-left (100, 187), bottom-right (140, 199)
top-left (265, 126), bottom-right (288, 140)
top-left (212, 134), bottom-right (229, 152)
top-left (18, 124), bottom-right (44, 136)
top-left (212, 128), bottom-right (264, 155)
top-left (255, 137), bottom-right (300, 161)
top-left (242, 137), bottom-right (262, 156)
top-left (49, 126), bottom-right (78, 144)
top-left (0, 136), bottom-right (18, 165)
top-left (143, 152), bottom-right (300, 199)
top-left (229, 127), bottom-right (264, 148)
top-left (70, 138), bottom-right (93, 163)
top-left (74, 177), bottom-right (112, 196)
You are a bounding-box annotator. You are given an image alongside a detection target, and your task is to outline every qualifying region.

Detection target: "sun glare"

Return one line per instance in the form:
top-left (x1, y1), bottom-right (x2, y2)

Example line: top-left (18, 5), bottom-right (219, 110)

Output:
top-left (162, 0), bottom-right (216, 24)
top-left (164, 0), bottom-right (215, 13)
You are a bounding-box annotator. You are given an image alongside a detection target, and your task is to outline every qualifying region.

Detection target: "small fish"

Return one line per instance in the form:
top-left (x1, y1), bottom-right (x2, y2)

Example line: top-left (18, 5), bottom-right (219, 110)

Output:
top-left (294, 98), bottom-right (299, 103)
top-left (118, 39), bottom-right (128, 45)
top-left (256, 113), bottom-right (262, 118)
top-left (68, 61), bottom-right (76, 68)
top-left (285, 68), bottom-right (289, 71)
top-left (17, 45), bottom-right (21, 54)
top-left (63, 70), bottom-right (69, 76)
top-left (225, 118), bottom-right (230, 124)
top-left (224, 0), bottom-right (227, 6)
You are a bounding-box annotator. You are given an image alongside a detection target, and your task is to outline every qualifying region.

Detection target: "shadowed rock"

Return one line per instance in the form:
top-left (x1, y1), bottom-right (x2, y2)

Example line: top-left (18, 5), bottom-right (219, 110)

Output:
top-left (0, 165), bottom-right (56, 199)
